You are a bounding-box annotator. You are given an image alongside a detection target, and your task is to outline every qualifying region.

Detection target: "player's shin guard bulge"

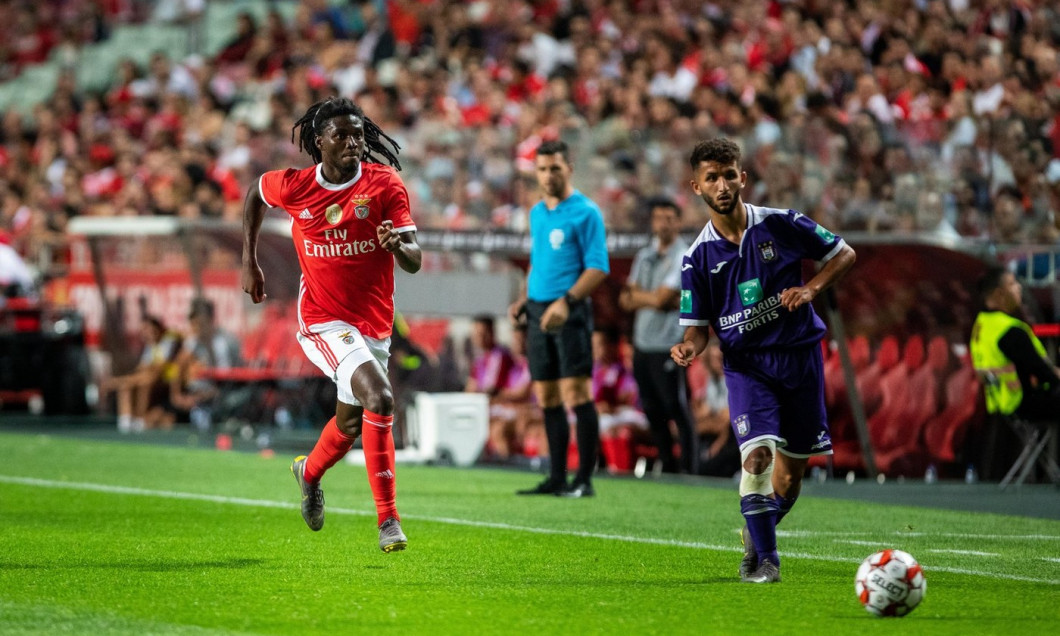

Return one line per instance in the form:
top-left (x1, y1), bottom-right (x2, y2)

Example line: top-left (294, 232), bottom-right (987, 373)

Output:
top-left (738, 440), bottom-right (780, 580)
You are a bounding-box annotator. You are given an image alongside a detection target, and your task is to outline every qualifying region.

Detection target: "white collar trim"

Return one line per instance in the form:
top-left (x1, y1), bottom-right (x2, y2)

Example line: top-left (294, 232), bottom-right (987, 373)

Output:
top-left (315, 163), bottom-right (362, 191)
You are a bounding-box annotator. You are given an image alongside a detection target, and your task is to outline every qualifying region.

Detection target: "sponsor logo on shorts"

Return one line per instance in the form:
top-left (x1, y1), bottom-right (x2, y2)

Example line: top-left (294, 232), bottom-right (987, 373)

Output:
top-left (810, 430), bottom-right (832, 450)
top-left (735, 413), bottom-right (749, 437)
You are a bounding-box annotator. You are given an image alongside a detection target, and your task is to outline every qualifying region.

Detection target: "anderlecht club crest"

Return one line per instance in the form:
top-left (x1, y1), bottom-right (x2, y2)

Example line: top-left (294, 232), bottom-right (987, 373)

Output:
top-left (757, 240), bottom-right (776, 262)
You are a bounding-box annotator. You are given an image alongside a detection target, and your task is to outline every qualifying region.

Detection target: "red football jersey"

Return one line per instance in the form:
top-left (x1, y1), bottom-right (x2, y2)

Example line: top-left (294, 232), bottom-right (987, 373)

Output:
top-left (259, 162), bottom-right (416, 339)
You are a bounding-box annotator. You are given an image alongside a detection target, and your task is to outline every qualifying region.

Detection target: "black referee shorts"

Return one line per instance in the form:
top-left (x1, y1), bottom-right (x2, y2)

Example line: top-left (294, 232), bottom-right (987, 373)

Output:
top-left (525, 298), bottom-right (594, 381)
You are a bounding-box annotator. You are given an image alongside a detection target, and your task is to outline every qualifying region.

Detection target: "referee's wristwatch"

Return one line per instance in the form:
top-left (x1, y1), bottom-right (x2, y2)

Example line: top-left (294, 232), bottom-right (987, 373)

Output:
top-left (563, 292), bottom-right (578, 305)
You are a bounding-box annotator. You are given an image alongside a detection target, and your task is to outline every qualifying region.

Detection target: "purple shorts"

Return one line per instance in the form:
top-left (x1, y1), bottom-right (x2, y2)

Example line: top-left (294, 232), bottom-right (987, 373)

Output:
top-left (723, 345), bottom-right (832, 458)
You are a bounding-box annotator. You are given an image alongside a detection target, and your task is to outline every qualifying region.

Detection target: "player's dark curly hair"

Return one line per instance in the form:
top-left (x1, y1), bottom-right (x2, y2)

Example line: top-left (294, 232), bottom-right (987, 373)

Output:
top-left (689, 138), bottom-right (741, 169)
top-left (292, 97), bottom-right (402, 170)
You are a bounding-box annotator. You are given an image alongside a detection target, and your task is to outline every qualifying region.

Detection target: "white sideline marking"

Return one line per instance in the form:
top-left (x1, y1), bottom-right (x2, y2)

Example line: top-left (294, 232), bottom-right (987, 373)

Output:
top-left (2, 475), bottom-right (1058, 586)
top-left (926, 549), bottom-right (1000, 557)
top-left (779, 529), bottom-right (1060, 541)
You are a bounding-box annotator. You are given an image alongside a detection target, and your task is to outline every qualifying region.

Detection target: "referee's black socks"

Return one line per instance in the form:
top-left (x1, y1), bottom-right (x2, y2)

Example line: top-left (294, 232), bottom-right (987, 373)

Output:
top-left (543, 405), bottom-right (569, 484)
top-left (572, 401), bottom-right (600, 485)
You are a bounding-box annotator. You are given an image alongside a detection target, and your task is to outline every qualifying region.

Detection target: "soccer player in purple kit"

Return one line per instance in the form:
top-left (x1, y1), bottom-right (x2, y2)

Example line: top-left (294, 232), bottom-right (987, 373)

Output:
top-left (670, 139), bottom-right (856, 583)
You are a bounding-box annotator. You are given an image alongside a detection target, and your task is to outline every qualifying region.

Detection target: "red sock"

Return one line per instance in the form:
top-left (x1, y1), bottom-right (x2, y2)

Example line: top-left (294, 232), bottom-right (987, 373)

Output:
top-left (303, 417), bottom-right (353, 484)
top-left (362, 409), bottom-right (398, 525)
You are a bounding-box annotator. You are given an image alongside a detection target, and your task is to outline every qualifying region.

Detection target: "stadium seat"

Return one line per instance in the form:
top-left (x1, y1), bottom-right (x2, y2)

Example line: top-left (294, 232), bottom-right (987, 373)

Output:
top-left (922, 365), bottom-right (980, 467)
top-left (857, 335), bottom-right (900, 417)
top-left (867, 336), bottom-right (933, 476)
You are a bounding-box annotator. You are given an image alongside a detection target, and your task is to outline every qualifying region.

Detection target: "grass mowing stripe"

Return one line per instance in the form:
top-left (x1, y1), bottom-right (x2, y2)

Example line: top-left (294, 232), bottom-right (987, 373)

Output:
top-left (0, 600), bottom-right (250, 636)
top-left (3, 473), bottom-right (1058, 586)
top-left (777, 529), bottom-right (1060, 540)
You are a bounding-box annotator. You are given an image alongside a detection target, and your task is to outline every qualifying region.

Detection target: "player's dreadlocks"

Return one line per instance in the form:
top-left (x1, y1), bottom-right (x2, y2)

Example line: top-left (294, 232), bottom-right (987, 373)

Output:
top-left (292, 97), bottom-right (402, 170)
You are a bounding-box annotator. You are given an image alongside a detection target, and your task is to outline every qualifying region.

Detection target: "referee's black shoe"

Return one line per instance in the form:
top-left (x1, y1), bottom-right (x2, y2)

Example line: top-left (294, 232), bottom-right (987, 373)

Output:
top-left (516, 478), bottom-right (568, 495)
top-left (556, 480), bottom-right (595, 498)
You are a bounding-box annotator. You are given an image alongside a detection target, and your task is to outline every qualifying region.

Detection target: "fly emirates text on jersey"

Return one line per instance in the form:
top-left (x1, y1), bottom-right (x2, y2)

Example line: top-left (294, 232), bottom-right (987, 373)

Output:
top-left (303, 229), bottom-right (378, 258)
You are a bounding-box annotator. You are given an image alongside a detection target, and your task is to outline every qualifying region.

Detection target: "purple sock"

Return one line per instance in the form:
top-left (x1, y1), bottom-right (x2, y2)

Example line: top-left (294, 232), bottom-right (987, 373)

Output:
top-left (741, 494), bottom-right (780, 566)
top-left (775, 494), bottom-right (798, 525)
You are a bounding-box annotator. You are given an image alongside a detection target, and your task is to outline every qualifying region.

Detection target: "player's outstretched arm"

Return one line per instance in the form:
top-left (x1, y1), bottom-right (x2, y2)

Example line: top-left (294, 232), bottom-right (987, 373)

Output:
top-left (377, 220), bottom-right (422, 273)
top-left (241, 183), bottom-right (268, 304)
top-left (671, 325), bottom-right (710, 367)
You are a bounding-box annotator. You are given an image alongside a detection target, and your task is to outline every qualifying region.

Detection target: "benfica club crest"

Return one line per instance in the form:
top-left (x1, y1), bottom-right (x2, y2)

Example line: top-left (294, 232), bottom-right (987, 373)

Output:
top-left (757, 240), bottom-right (777, 262)
top-left (338, 331), bottom-right (355, 345)
top-left (351, 197), bottom-right (372, 220)
top-left (325, 204), bottom-right (343, 225)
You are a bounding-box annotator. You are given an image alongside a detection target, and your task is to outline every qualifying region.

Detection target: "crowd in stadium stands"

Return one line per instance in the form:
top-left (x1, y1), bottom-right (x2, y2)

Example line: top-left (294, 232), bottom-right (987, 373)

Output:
top-left (2, 0), bottom-right (1060, 282)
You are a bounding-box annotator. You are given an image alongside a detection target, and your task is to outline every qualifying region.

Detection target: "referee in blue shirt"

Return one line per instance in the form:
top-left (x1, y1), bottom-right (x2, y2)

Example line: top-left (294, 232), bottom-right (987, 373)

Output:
top-left (509, 140), bottom-right (610, 497)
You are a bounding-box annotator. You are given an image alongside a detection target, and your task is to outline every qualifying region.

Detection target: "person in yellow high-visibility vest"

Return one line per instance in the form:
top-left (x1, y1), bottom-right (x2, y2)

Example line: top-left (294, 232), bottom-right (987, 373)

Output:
top-left (970, 266), bottom-right (1060, 478)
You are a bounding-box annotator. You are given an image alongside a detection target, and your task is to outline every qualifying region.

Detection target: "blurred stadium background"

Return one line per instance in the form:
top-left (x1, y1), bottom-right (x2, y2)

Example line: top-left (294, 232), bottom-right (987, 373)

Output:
top-left (1, 0), bottom-right (1059, 484)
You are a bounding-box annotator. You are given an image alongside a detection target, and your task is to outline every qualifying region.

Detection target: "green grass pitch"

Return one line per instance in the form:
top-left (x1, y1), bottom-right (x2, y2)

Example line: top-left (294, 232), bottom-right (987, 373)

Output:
top-left (2, 432), bottom-right (1058, 635)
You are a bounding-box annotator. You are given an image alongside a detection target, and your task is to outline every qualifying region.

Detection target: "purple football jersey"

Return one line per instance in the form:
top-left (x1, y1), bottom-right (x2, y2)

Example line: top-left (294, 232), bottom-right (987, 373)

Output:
top-left (679, 204), bottom-right (845, 352)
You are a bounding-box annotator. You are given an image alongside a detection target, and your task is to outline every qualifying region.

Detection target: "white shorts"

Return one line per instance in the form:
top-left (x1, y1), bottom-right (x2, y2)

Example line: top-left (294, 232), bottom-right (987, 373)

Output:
top-left (297, 321), bottom-right (391, 406)
top-left (597, 406), bottom-right (649, 433)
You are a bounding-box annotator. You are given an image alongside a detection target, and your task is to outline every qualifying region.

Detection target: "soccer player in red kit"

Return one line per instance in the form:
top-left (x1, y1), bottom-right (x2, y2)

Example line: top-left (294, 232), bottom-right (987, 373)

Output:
top-left (241, 97), bottom-right (422, 552)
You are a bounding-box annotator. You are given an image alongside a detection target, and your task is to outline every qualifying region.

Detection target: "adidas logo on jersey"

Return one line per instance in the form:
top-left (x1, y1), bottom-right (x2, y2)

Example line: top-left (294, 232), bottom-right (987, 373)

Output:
top-left (298, 208), bottom-right (312, 219)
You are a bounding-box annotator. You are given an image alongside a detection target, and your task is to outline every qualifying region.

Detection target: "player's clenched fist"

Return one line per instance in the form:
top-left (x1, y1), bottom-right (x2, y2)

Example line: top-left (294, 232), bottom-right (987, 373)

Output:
top-left (241, 264), bottom-right (267, 304)
top-left (670, 341), bottom-right (697, 367)
top-left (377, 219), bottom-right (401, 252)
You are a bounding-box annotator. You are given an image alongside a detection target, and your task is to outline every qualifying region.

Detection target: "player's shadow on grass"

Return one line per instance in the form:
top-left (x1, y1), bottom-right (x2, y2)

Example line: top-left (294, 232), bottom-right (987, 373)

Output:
top-left (1, 558), bottom-right (266, 572)
top-left (102, 558), bottom-right (267, 572)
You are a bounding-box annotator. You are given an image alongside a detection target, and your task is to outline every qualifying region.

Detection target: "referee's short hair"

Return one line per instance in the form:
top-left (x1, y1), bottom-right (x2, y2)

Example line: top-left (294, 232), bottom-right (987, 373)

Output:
top-left (536, 140), bottom-right (569, 161)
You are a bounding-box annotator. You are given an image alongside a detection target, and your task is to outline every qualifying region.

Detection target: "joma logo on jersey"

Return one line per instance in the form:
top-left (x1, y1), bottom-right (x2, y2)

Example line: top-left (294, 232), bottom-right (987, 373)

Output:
top-left (737, 278), bottom-right (763, 306)
top-left (351, 197), bottom-right (371, 220)
top-left (757, 241), bottom-right (776, 262)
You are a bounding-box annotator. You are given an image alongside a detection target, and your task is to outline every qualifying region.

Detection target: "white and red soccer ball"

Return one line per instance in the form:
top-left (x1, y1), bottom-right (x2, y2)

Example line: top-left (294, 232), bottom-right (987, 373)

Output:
top-left (855, 549), bottom-right (926, 617)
